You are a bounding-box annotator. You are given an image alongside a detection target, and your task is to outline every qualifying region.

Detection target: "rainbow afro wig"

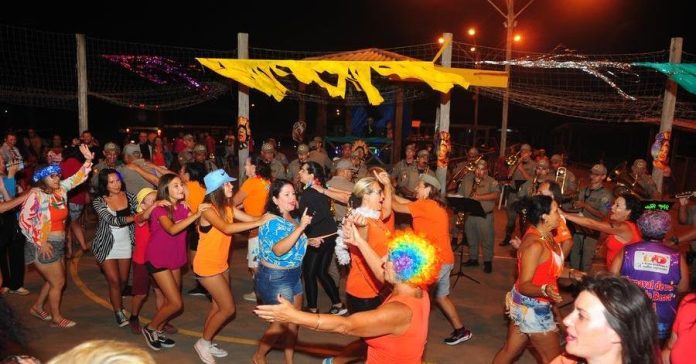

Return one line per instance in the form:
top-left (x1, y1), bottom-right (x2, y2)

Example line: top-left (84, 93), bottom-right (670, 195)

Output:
top-left (387, 232), bottom-right (441, 286)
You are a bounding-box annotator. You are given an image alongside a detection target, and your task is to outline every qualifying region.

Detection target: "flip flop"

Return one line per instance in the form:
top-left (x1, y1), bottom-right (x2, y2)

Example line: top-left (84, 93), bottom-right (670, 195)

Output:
top-left (50, 318), bottom-right (76, 328)
top-left (29, 307), bottom-right (52, 322)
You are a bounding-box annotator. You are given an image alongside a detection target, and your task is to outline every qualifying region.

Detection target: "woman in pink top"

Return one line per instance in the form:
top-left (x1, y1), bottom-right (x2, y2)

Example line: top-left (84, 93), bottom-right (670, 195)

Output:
top-left (564, 193), bottom-right (642, 269)
top-left (141, 174), bottom-right (209, 351)
top-left (255, 228), bottom-right (440, 364)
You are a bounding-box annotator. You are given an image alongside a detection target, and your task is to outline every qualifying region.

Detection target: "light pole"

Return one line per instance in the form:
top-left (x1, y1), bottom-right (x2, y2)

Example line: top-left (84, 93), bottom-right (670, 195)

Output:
top-left (486, 0), bottom-right (535, 157)
top-left (468, 27), bottom-right (480, 147)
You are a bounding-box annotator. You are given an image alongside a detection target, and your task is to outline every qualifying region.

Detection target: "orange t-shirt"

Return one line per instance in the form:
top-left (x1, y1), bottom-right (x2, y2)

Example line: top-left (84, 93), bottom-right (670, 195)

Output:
top-left (194, 207), bottom-right (234, 276)
top-left (364, 292), bottom-right (430, 364)
top-left (407, 199), bottom-right (454, 264)
top-left (185, 181), bottom-right (206, 214)
top-left (240, 177), bottom-right (270, 217)
top-left (346, 217), bottom-right (391, 298)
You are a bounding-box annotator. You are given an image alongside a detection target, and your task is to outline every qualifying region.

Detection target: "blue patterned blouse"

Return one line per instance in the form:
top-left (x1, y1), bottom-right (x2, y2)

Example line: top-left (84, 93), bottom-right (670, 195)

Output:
top-left (258, 216), bottom-right (308, 268)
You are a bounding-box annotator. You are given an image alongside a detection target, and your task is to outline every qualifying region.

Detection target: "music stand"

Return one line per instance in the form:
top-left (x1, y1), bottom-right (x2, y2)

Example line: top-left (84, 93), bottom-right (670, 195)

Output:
top-left (447, 195), bottom-right (484, 286)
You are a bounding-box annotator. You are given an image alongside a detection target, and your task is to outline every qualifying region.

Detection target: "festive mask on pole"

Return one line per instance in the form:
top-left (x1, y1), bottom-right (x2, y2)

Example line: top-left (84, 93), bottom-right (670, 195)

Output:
top-left (651, 131), bottom-right (671, 170)
top-left (237, 116), bottom-right (251, 150)
top-left (437, 131), bottom-right (451, 168)
top-left (292, 121), bottom-right (306, 144)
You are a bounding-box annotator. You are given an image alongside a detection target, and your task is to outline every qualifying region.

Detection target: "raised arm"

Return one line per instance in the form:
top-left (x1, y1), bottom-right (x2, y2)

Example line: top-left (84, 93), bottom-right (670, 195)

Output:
top-left (390, 194), bottom-right (412, 214)
top-left (345, 222), bottom-right (385, 283)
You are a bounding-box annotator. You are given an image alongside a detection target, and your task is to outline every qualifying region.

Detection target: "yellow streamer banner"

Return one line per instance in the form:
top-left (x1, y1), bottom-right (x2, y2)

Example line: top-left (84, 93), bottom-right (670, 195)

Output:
top-left (196, 58), bottom-right (508, 105)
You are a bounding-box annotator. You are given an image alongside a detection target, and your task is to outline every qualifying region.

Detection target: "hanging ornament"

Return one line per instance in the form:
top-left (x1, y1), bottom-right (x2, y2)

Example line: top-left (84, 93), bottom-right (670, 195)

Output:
top-left (237, 116), bottom-right (251, 150)
top-left (437, 131), bottom-right (451, 168)
top-left (651, 131), bottom-right (671, 171)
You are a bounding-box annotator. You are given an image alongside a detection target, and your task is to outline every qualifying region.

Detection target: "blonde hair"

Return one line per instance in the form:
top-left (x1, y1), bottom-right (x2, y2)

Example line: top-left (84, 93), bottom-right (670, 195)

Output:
top-left (47, 340), bottom-right (155, 364)
top-left (351, 177), bottom-right (380, 208)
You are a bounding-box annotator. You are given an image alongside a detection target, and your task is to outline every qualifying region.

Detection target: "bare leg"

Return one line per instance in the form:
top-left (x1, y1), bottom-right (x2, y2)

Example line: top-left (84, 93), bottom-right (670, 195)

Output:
top-left (283, 294), bottom-right (303, 364)
top-left (528, 331), bottom-right (562, 363)
top-left (435, 295), bottom-right (463, 329)
top-left (69, 218), bottom-right (88, 251)
top-left (200, 273), bottom-right (235, 341)
top-left (253, 322), bottom-right (286, 364)
top-left (148, 269), bottom-right (182, 331)
top-left (32, 260), bottom-right (69, 324)
top-left (493, 322), bottom-right (530, 364)
top-left (100, 259), bottom-right (124, 311)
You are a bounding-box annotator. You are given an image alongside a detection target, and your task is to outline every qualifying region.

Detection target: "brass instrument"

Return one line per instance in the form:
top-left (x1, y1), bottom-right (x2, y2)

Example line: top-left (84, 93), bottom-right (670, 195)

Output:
top-left (608, 162), bottom-right (648, 198)
top-left (470, 177), bottom-right (481, 198)
top-left (555, 167), bottom-right (567, 194)
top-left (505, 151), bottom-right (521, 166)
top-left (455, 211), bottom-right (467, 229)
top-left (446, 155), bottom-right (482, 189)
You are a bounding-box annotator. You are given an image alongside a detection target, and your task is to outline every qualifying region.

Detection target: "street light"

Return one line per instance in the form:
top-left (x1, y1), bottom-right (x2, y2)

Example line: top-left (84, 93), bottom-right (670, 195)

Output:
top-left (485, 0), bottom-right (536, 157)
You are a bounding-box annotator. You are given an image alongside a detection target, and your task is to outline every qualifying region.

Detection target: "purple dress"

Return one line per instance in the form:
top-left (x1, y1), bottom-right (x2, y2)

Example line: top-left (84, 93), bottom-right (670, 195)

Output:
top-left (145, 203), bottom-right (190, 270)
top-left (620, 241), bottom-right (681, 340)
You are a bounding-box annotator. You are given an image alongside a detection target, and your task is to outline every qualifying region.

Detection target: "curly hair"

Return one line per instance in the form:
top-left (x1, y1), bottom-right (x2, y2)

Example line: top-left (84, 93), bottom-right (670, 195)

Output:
top-left (387, 232), bottom-right (441, 287)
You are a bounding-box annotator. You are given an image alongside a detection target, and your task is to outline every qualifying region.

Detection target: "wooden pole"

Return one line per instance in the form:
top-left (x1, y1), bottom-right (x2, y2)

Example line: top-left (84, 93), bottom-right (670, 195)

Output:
top-left (499, 0), bottom-right (515, 158)
top-left (317, 102), bottom-right (327, 136)
top-left (436, 33), bottom-right (453, 197)
top-left (76, 34), bottom-right (89, 133)
top-left (344, 106), bottom-right (352, 136)
top-left (238, 33), bottom-right (250, 182)
top-left (298, 84), bottom-right (306, 127)
top-left (393, 89), bottom-right (404, 164)
top-left (652, 37), bottom-right (682, 194)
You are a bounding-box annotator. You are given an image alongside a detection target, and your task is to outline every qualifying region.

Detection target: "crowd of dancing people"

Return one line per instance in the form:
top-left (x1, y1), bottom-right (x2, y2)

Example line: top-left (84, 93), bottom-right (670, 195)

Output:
top-left (1, 128), bottom-right (696, 364)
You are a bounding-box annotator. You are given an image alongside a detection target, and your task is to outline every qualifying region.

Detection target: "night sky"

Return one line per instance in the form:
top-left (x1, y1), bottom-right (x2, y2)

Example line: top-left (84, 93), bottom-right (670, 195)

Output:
top-left (1, 0), bottom-right (694, 162)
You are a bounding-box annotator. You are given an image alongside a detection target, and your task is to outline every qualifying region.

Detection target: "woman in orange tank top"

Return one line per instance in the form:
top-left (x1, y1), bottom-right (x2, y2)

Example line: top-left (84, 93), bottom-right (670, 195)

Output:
top-left (564, 193), bottom-right (643, 269)
top-left (494, 195), bottom-right (578, 364)
top-left (192, 169), bottom-right (270, 363)
top-left (254, 229), bottom-right (440, 364)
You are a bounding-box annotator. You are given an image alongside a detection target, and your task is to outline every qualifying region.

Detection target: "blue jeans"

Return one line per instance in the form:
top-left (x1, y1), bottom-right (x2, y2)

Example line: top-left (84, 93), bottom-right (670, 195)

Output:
top-left (255, 264), bottom-right (303, 304)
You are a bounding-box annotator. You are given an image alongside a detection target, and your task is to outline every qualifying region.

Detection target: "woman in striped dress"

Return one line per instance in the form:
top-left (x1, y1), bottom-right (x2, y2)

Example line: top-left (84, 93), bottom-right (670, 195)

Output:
top-left (91, 168), bottom-right (138, 327)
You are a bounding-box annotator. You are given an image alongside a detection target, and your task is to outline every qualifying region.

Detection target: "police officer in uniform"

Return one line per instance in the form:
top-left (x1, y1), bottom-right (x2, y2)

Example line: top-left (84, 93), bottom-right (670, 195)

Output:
top-left (459, 159), bottom-right (500, 273)
top-left (287, 144), bottom-right (309, 188)
top-left (390, 143), bottom-right (419, 198)
top-left (631, 159), bottom-right (659, 199)
top-left (395, 149), bottom-right (436, 199)
top-left (260, 142), bottom-right (287, 180)
top-left (549, 153), bottom-right (578, 209)
top-left (569, 163), bottom-right (612, 273)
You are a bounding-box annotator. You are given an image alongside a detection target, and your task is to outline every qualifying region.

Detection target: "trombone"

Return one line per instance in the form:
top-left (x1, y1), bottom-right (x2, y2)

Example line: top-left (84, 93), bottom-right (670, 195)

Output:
top-left (447, 155), bottom-right (482, 188)
top-left (555, 167), bottom-right (567, 194)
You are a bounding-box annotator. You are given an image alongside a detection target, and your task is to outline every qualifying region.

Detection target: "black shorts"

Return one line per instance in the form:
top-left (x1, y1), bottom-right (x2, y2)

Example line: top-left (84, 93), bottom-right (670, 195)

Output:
top-left (145, 261), bottom-right (167, 274)
top-left (187, 224), bottom-right (200, 251)
top-left (346, 293), bottom-right (382, 314)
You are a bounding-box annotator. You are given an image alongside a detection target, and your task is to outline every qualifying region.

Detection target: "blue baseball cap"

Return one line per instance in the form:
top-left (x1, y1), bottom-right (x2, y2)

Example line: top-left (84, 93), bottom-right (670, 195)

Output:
top-left (204, 169), bottom-right (237, 195)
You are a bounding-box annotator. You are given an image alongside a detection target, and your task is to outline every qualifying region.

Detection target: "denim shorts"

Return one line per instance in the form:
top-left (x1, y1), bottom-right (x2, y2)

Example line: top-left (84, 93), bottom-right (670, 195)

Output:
top-left (254, 264), bottom-right (303, 304)
top-left (25, 238), bottom-right (65, 265)
top-left (432, 264), bottom-right (453, 298)
top-left (506, 286), bottom-right (558, 334)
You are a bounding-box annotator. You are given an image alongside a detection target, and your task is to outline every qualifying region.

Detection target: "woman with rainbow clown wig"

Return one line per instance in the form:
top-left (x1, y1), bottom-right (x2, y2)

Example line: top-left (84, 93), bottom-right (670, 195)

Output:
top-left (255, 230), bottom-right (440, 364)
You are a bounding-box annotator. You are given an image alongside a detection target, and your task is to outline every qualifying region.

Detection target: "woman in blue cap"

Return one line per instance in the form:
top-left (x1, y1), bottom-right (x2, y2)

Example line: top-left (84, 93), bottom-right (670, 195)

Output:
top-left (193, 169), bottom-right (271, 364)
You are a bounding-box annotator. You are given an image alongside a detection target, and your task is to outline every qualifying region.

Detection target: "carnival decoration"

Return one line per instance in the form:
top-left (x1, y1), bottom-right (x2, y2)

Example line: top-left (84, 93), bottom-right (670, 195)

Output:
top-left (651, 131), bottom-right (671, 171)
top-left (237, 116), bottom-right (251, 150)
top-left (437, 131), bottom-right (451, 168)
top-left (292, 120), bottom-right (306, 144)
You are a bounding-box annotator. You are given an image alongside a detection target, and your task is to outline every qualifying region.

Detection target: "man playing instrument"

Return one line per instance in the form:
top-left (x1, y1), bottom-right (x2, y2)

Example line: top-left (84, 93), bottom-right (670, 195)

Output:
top-left (459, 159), bottom-right (500, 273)
top-left (500, 144), bottom-right (536, 246)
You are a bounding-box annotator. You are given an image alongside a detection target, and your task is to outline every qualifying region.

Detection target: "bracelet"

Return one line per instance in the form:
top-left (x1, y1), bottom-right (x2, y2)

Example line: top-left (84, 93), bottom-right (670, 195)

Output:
top-left (540, 284), bottom-right (549, 297)
top-left (314, 314), bottom-right (322, 330)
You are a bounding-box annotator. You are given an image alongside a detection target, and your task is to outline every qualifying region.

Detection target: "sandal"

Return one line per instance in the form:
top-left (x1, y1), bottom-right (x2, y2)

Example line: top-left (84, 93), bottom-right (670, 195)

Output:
top-left (50, 318), bottom-right (76, 328)
top-left (30, 307), bottom-right (53, 322)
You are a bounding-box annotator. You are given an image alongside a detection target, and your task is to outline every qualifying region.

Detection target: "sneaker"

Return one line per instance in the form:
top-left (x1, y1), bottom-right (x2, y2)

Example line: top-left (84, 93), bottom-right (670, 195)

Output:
top-left (328, 304), bottom-right (348, 316)
top-left (187, 285), bottom-right (208, 297)
top-left (242, 291), bottom-right (257, 302)
top-left (129, 316), bottom-right (141, 335)
top-left (194, 338), bottom-right (216, 364)
top-left (208, 343), bottom-right (228, 358)
top-left (8, 287), bottom-right (30, 295)
top-left (305, 307), bottom-right (318, 313)
top-left (483, 261), bottom-right (492, 274)
top-left (157, 331), bottom-right (176, 348)
top-left (142, 326), bottom-right (161, 351)
top-left (444, 327), bottom-right (473, 345)
top-left (462, 259), bottom-right (479, 267)
top-left (115, 310), bottom-right (129, 327)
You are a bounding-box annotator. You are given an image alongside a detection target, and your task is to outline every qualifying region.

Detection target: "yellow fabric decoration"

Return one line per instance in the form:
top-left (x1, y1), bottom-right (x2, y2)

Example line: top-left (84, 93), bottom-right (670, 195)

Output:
top-left (196, 58), bottom-right (508, 105)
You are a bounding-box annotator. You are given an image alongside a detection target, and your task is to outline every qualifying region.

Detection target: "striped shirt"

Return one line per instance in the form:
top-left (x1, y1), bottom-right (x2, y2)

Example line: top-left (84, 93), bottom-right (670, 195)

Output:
top-left (91, 192), bottom-right (137, 263)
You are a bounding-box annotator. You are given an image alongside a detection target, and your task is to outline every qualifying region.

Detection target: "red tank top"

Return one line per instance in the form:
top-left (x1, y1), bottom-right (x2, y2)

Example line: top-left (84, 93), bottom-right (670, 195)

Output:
top-left (364, 291), bottom-right (430, 364)
top-left (604, 221), bottom-right (641, 268)
top-left (515, 226), bottom-right (563, 303)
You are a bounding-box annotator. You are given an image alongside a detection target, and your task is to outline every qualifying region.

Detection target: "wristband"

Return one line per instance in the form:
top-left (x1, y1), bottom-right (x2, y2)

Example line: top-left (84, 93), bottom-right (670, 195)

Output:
top-left (314, 314), bottom-right (322, 330)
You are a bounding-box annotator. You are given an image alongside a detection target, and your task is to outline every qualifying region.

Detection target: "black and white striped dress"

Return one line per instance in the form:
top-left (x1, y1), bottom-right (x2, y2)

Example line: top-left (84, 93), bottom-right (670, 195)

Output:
top-left (91, 193), bottom-right (137, 263)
